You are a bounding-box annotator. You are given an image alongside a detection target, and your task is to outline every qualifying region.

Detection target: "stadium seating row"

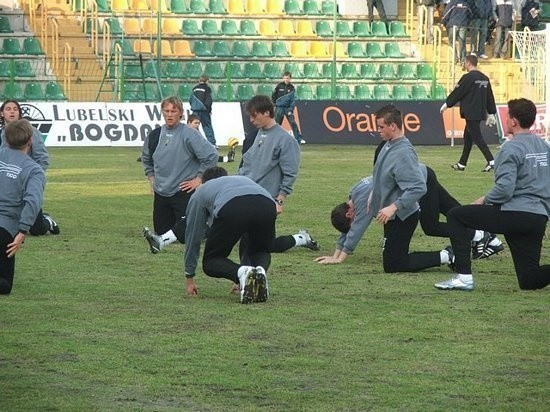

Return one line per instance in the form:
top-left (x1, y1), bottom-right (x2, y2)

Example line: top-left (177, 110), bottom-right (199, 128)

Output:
top-left (116, 60), bottom-right (435, 81)
top-left (100, 17), bottom-right (406, 38)
top-left (0, 59), bottom-right (40, 77)
top-left (119, 81), bottom-right (446, 102)
top-left (0, 81), bottom-right (66, 100)
top-left (89, 0), bottom-right (337, 16)
top-left (0, 37), bottom-right (44, 55)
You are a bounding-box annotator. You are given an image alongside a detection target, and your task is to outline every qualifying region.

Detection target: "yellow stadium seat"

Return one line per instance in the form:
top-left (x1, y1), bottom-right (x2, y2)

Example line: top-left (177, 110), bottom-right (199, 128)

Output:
top-left (149, 0), bottom-right (169, 12)
top-left (247, 0), bottom-right (265, 14)
top-left (228, 0), bottom-right (246, 14)
top-left (309, 41), bottom-right (329, 58)
top-left (278, 20), bottom-right (296, 36)
top-left (133, 39), bottom-right (152, 54)
top-left (328, 42), bottom-right (347, 58)
top-left (111, 0), bottom-right (130, 12)
top-left (259, 19), bottom-right (277, 36)
top-left (266, 0), bottom-right (284, 14)
top-left (123, 18), bottom-right (141, 35)
top-left (290, 41), bottom-right (309, 57)
top-left (142, 18), bottom-right (159, 35)
top-left (296, 20), bottom-right (315, 37)
top-left (153, 40), bottom-right (173, 57)
top-left (173, 39), bottom-right (195, 57)
top-left (162, 18), bottom-right (181, 35)
top-left (130, 0), bottom-right (149, 12)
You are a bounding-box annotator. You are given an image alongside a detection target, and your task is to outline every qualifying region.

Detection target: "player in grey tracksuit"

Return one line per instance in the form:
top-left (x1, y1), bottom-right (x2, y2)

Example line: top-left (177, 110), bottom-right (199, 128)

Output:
top-left (0, 119), bottom-right (45, 294)
top-left (436, 98), bottom-right (550, 290)
top-left (184, 172), bottom-right (276, 301)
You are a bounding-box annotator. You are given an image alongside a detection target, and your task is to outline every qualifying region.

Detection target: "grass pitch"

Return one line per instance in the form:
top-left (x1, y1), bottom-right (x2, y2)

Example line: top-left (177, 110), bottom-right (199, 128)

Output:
top-left (0, 145), bottom-right (548, 411)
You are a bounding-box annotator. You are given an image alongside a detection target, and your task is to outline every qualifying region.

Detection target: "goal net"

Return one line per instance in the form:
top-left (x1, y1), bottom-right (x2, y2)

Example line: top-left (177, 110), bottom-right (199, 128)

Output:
top-left (509, 24), bottom-right (550, 140)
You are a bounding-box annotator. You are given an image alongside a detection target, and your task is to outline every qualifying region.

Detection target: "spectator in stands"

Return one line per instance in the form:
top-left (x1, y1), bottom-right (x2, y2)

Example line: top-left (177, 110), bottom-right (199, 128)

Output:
top-left (441, 0), bottom-right (472, 65)
top-left (190, 74), bottom-right (216, 147)
top-left (492, 0), bottom-right (516, 58)
top-left (272, 72), bottom-right (305, 145)
top-left (0, 100), bottom-right (59, 236)
top-left (520, 0), bottom-right (541, 30)
top-left (367, 0), bottom-right (388, 24)
top-left (417, 0), bottom-right (437, 44)
top-left (470, 0), bottom-right (493, 58)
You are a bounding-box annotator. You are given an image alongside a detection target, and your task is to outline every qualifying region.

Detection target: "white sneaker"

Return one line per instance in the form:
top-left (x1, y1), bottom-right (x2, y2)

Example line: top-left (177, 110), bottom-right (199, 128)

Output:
top-left (434, 275), bottom-right (474, 291)
top-left (238, 266), bottom-right (257, 304)
top-left (142, 227), bottom-right (162, 254)
top-left (299, 139), bottom-right (306, 144)
top-left (479, 54), bottom-right (488, 59)
top-left (254, 266), bottom-right (269, 303)
top-left (298, 229), bottom-right (320, 251)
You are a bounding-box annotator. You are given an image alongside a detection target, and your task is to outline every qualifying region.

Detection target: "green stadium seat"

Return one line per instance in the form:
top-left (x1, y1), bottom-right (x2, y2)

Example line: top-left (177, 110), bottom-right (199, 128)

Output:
top-left (0, 16), bottom-right (13, 33)
top-left (372, 84), bottom-right (390, 100)
top-left (251, 41), bottom-right (272, 57)
top-left (256, 84), bottom-right (273, 96)
top-left (341, 63), bottom-right (360, 79)
top-left (237, 84), bottom-right (255, 100)
top-left (144, 83), bottom-right (160, 101)
top-left (177, 83), bottom-right (193, 99)
top-left (113, 39), bottom-right (134, 56)
top-left (353, 21), bottom-right (371, 37)
top-left (24, 82), bottom-right (45, 100)
top-left (416, 63), bottom-right (434, 80)
top-left (204, 61), bottom-right (224, 78)
top-left (23, 38), bottom-right (44, 55)
top-left (182, 19), bottom-right (201, 35)
top-left (124, 63), bottom-right (144, 79)
top-left (296, 84), bottom-right (315, 100)
top-left (159, 83), bottom-right (176, 98)
top-left (366, 42), bottom-right (384, 58)
top-left (2, 82), bottom-right (23, 99)
top-left (243, 62), bottom-right (262, 78)
top-left (240, 20), bottom-right (258, 36)
top-left (411, 84), bottom-right (429, 100)
top-left (360, 63), bottom-right (378, 79)
top-left (379, 63), bottom-right (397, 79)
top-left (302, 0), bottom-right (320, 14)
top-left (271, 40), bottom-right (289, 57)
top-left (321, 62), bottom-right (338, 78)
top-left (432, 84), bottom-right (447, 99)
top-left (262, 62), bottom-right (281, 79)
top-left (392, 85), bottom-right (410, 100)
top-left (347, 42), bottom-right (365, 57)
top-left (170, 0), bottom-right (189, 13)
top-left (225, 62), bottom-right (244, 78)
top-left (2, 38), bottom-right (22, 54)
top-left (189, 0), bottom-right (209, 13)
top-left (335, 21), bottom-right (352, 37)
top-left (183, 61), bottom-right (203, 78)
top-left (209, 0), bottom-right (227, 13)
top-left (216, 84), bottom-right (235, 101)
top-left (164, 61), bottom-right (184, 78)
top-left (321, 0), bottom-right (337, 15)
top-left (202, 19), bottom-right (219, 35)
top-left (316, 84), bottom-right (332, 100)
top-left (15, 60), bottom-right (35, 77)
top-left (371, 21), bottom-right (389, 37)
top-left (0, 60), bottom-right (12, 77)
top-left (389, 21), bottom-right (408, 37)
top-left (284, 0), bottom-right (302, 14)
top-left (283, 62), bottom-right (301, 77)
top-left (104, 18), bottom-right (123, 35)
top-left (316, 21), bottom-right (333, 37)
top-left (302, 62), bottom-right (321, 78)
top-left (353, 84), bottom-right (371, 100)
top-left (231, 40), bottom-right (251, 57)
top-left (144, 61), bottom-right (161, 78)
top-left (335, 85), bottom-right (352, 100)
top-left (385, 42), bottom-right (404, 58)
top-left (96, 0), bottom-right (110, 12)
top-left (193, 40), bottom-right (212, 56)
top-left (397, 63), bottom-right (415, 79)
top-left (220, 19), bottom-right (239, 35)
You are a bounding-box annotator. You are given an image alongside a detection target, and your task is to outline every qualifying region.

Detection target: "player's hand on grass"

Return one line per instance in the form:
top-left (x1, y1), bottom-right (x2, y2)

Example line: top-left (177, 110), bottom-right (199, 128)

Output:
top-left (186, 278), bottom-right (198, 296)
top-left (315, 256), bottom-right (342, 265)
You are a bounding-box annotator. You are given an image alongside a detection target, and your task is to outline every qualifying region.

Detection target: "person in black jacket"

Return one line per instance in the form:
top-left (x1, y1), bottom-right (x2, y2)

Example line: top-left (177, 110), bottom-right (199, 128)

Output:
top-left (271, 72), bottom-right (305, 144)
top-left (440, 54), bottom-right (497, 172)
top-left (189, 75), bottom-right (216, 147)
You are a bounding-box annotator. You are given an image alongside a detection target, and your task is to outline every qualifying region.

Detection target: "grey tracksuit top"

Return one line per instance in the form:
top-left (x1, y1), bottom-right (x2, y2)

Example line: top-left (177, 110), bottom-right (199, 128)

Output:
top-left (0, 147), bottom-right (45, 236)
top-left (184, 175), bottom-right (274, 276)
top-left (238, 123), bottom-right (300, 198)
top-left (486, 133), bottom-right (550, 217)
top-left (337, 176), bottom-right (375, 255)
top-left (1, 126), bottom-right (49, 171)
top-left (141, 123), bottom-right (218, 197)
top-left (370, 137), bottom-right (426, 221)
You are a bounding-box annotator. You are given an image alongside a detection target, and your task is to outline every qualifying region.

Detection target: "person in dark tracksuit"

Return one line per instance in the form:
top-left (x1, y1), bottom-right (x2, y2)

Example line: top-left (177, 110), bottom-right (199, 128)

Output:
top-left (441, 0), bottom-right (471, 64)
top-left (435, 98), bottom-right (550, 291)
top-left (367, 0), bottom-right (388, 24)
top-left (492, 0), bottom-right (515, 58)
top-left (272, 72), bottom-right (304, 144)
top-left (0, 119), bottom-right (45, 295)
top-left (189, 74), bottom-right (216, 147)
top-left (440, 54), bottom-right (497, 172)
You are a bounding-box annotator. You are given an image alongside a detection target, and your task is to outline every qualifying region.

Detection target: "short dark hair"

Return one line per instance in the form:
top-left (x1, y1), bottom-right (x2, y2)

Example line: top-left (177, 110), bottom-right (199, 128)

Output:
top-left (375, 105), bottom-right (403, 129)
top-left (202, 166), bottom-right (228, 183)
top-left (508, 98), bottom-right (537, 129)
top-left (5, 118), bottom-right (33, 149)
top-left (465, 54), bottom-right (478, 67)
top-left (283, 71), bottom-right (292, 77)
top-left (245, 95), bottom-right (275, 118)
top-left (331, 202), bottom-right (351, 233)
top-left (187, 114), bottom-right (200, 124)
top-left (200, 74), bottom-right (209, 82)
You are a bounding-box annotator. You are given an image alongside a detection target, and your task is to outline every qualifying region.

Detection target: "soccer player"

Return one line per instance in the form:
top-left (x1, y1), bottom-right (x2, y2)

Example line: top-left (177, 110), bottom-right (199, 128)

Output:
top-left (184, 167), bottom-right (274, 304)
top-left (0, 119), bottom-right (45, 294)
top-left (435, 98), bottom-right (550, 291)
